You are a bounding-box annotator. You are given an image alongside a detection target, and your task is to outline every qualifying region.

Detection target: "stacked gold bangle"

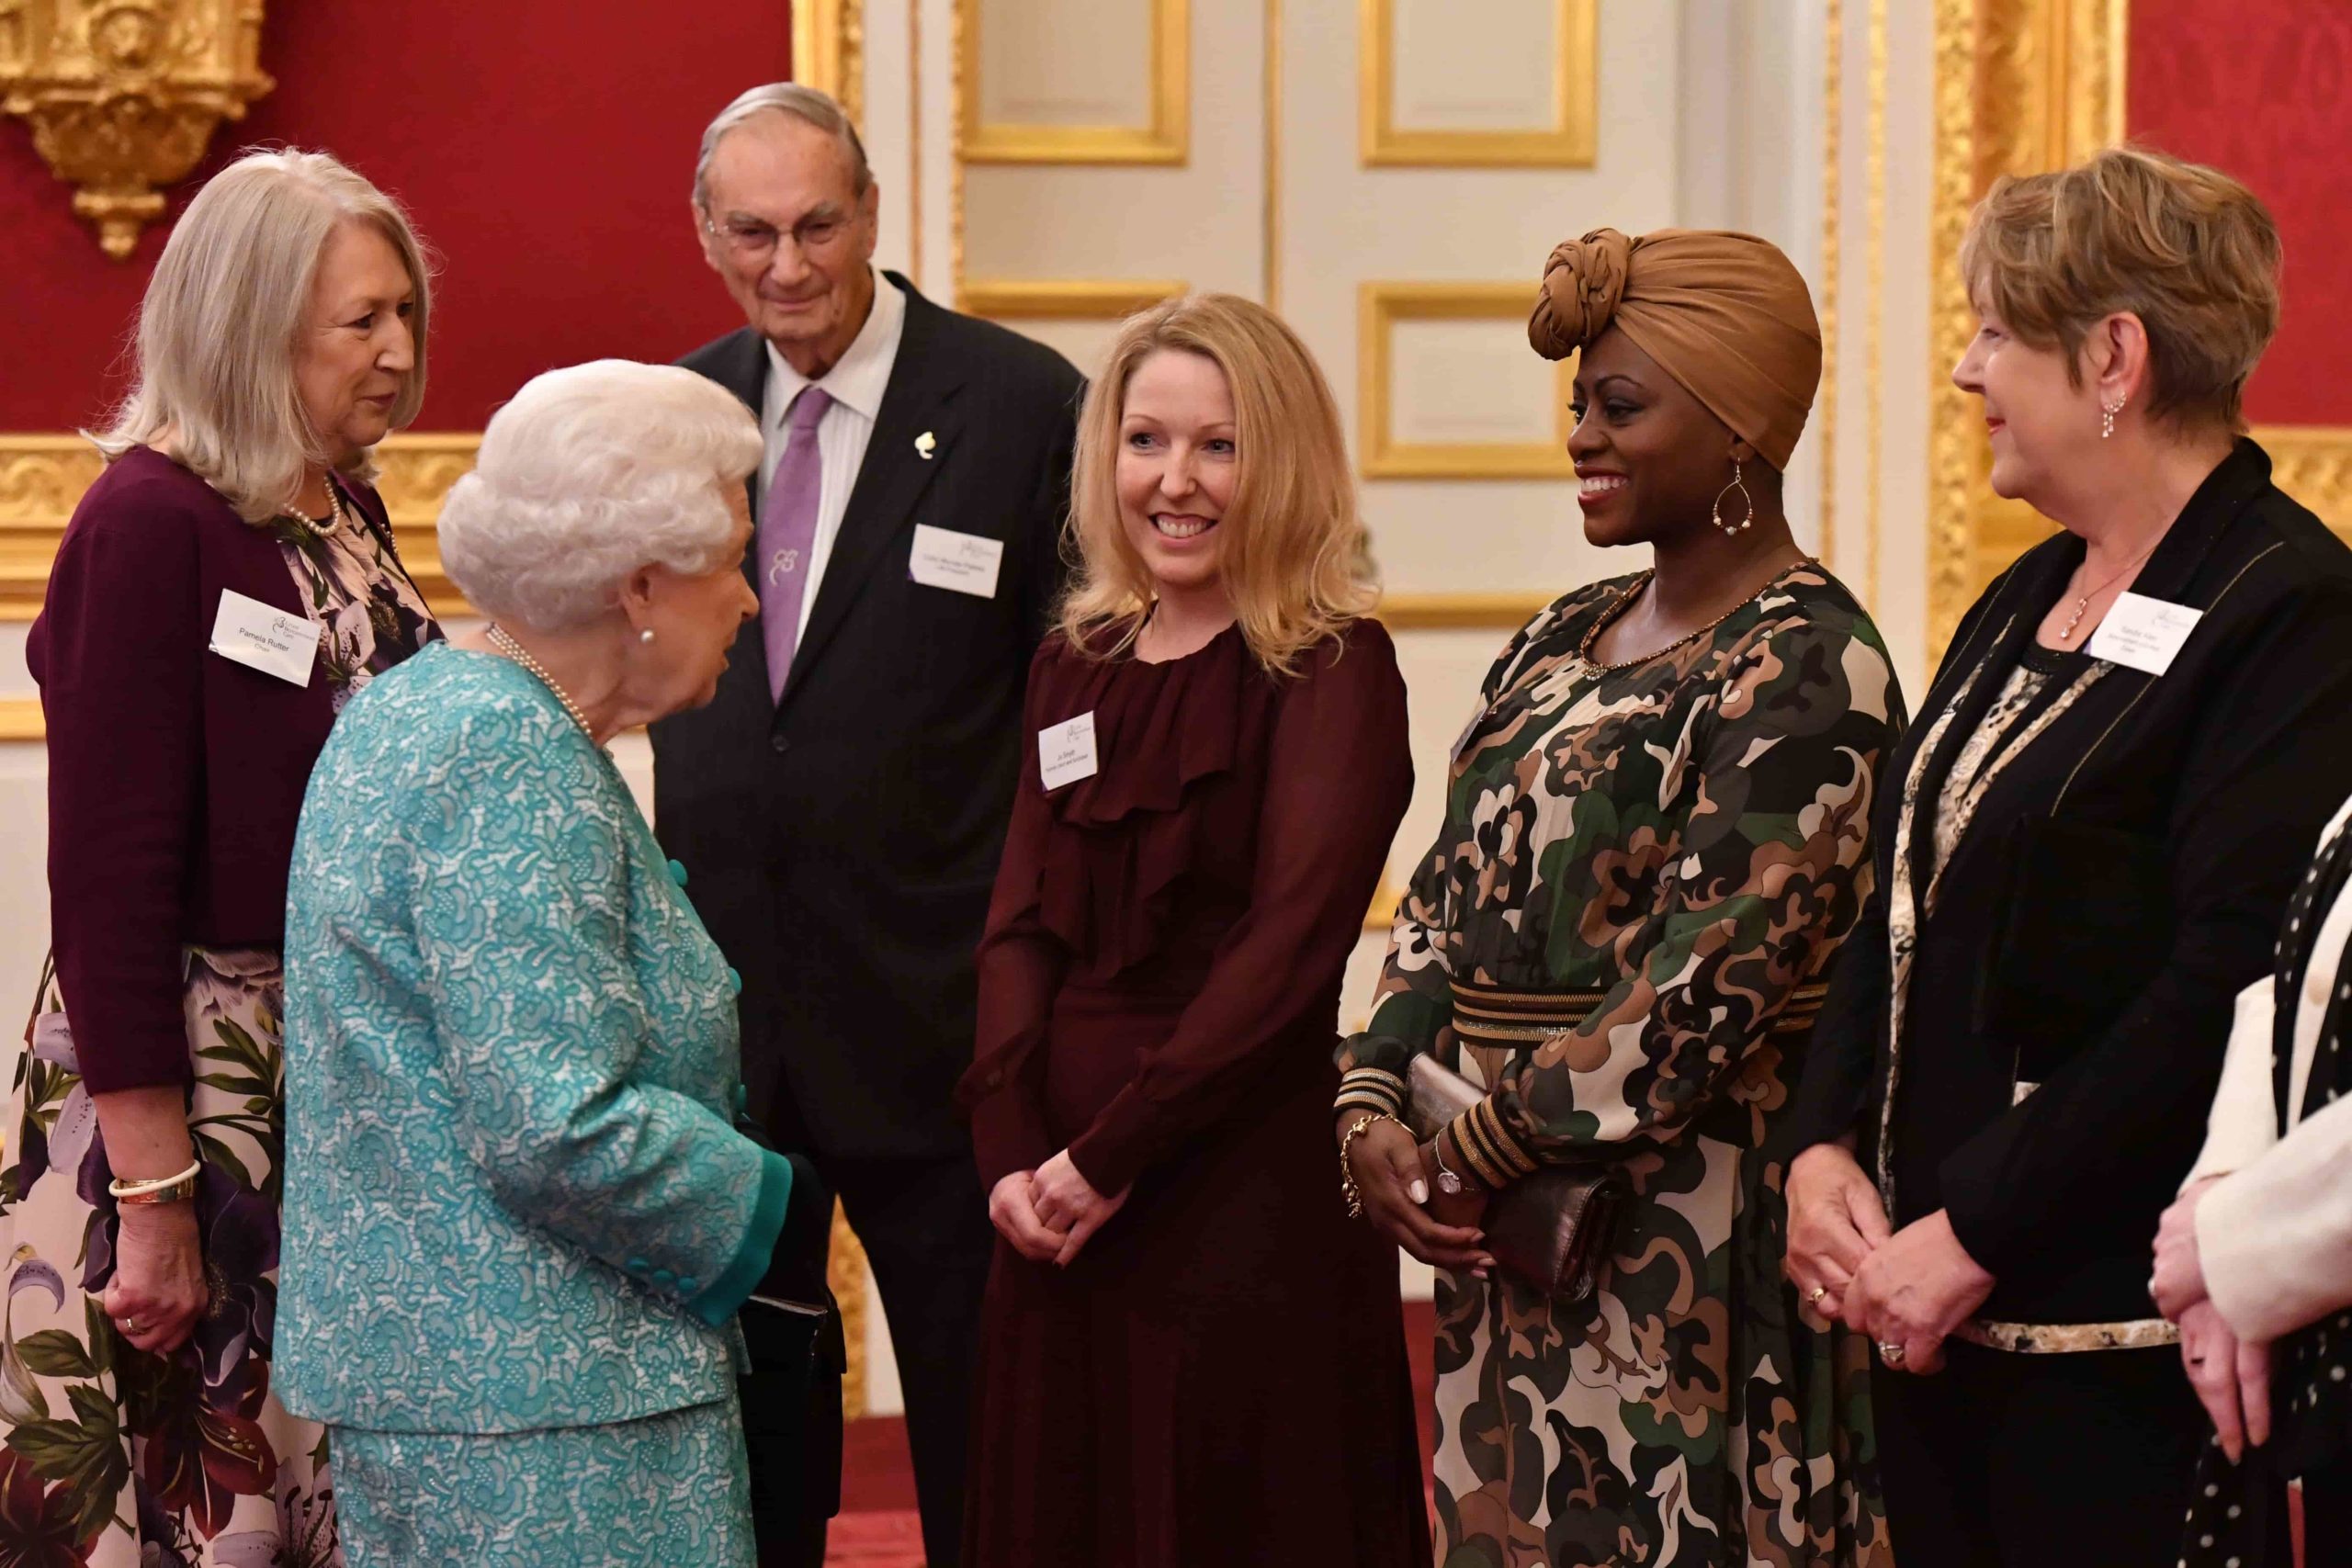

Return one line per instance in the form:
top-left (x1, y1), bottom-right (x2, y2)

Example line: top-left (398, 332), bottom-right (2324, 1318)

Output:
top-left (108, 1158), bottom-right (200, 1206)
top-left (1338, 1112), bottom-right (1403, 1219)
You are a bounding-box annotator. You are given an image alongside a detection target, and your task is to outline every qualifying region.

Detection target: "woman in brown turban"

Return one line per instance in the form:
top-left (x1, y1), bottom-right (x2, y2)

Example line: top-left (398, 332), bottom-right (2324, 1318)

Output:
top-left (1337, 229), bottom-right (1901, 1566)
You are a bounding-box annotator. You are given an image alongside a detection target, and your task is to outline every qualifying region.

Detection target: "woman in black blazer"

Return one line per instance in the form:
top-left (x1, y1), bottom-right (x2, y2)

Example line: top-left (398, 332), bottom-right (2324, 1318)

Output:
top-left (1783, 147), bottom-right (2352, 1566)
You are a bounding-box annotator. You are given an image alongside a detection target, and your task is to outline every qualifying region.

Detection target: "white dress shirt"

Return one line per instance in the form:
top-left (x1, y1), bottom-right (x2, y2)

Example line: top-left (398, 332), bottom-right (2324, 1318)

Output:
top-left (759, 267), bottom-right (908, 642)
top-left (2187, 791), bottom-right (2352, 1343)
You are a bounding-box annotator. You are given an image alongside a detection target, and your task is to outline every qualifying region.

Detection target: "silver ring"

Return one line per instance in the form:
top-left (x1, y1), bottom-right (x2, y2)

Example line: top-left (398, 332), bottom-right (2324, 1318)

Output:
top-left (1807, 1285), bottom-right (1829, 1305)
top-left (1877, 1339), bottom-right (1906, 1366)
top-left (119, 1318), bottom-right (142, 1336)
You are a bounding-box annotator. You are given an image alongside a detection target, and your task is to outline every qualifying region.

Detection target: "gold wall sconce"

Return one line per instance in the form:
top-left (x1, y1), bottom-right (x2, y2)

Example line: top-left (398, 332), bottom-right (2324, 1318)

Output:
top-left (0, 0), bottom-right (275, 259)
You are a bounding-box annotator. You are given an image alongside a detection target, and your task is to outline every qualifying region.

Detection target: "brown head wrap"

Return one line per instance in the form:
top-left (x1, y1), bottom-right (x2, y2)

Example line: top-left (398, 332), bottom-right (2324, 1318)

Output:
top-left (1530, 227), bottom-right (1822, 471)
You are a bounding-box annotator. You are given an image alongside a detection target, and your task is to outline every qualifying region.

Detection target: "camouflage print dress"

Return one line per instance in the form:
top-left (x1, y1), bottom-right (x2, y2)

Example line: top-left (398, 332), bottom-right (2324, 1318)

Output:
top-left (1339, 562), bottom-right (1899, 1568)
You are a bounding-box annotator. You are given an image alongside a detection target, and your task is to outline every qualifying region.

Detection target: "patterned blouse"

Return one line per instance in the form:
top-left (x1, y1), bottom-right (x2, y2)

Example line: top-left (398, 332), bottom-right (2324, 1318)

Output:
top-left (1338, 561), bottom-right (1903, 1175)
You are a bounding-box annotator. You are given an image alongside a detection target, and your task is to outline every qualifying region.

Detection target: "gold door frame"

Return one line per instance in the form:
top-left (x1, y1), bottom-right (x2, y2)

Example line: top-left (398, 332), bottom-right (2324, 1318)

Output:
top-left (1926, 0), bottom-right (2352, 658)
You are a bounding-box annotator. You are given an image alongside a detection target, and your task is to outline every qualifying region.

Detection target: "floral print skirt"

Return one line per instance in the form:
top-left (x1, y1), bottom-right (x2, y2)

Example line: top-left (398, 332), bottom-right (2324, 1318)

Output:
top-left (0, 948), bottom-right (340, 1567)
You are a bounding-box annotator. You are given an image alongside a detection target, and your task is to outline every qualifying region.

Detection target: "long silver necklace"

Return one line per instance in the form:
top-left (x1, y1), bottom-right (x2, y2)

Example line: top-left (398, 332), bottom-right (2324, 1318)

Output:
top-left (486, 625), bottom-right (599, 742)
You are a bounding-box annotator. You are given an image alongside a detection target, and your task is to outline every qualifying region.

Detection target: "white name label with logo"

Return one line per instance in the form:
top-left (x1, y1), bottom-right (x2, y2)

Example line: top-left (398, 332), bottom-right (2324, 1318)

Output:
top-left (2086, 592), bottom-right (2202, 677)
top-left (209, 589), bottom-right (317, 687)
top-left (910, 525), bottom-right (1004, 599)
top-left (1038, 711), bottom-right (1100, 793)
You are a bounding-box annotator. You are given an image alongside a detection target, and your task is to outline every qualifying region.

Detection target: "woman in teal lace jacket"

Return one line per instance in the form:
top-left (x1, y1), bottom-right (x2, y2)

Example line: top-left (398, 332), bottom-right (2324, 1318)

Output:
top-left (279, 361), bottom-right (787, 1567)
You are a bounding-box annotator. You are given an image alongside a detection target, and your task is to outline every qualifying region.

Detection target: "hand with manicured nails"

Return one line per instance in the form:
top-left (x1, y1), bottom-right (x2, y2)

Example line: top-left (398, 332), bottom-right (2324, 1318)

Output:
top-left (1334, 1112), bottom-right (1493, 1275)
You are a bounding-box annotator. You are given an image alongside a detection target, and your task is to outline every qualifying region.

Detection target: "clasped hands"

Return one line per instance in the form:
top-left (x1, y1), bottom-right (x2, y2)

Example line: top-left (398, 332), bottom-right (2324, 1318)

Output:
top-left (1783, 1143), bottom-right (1994, 1375)
top-left (988, 1150), bottom-right (1131, 1268)
top-left (2152, 1176), bottom-right (2271, 1462)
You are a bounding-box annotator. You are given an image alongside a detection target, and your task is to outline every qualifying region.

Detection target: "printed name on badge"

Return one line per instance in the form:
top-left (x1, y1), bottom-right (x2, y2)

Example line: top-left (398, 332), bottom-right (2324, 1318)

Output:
top-left (209, 589), bottom-right (318, 687)
top-left (1038, 711), bottom-right (1100, 793)
top-left (910, 524), bottom-right (1004, 599)
top-left (2086, 591), bottom-right (2203, 677)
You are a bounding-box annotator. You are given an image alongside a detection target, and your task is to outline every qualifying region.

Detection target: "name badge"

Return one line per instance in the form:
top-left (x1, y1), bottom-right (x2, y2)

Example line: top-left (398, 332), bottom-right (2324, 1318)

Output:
top-left (909, 525), bottom-right (1003, 599)
top-left (1038, 711), bottom-right (1099, 792)
top-left (209, 589), bottom-right (318, 686)
top-left (2086, 591), bottom-right (2202, 677)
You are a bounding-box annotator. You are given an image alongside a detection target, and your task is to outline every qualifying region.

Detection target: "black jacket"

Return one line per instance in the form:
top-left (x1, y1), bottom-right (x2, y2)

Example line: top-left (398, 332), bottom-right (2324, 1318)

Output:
top-left (653, 273), bottom-right (1084, 1160)
top-left (1792, 440), bottom-right (2352, 1325)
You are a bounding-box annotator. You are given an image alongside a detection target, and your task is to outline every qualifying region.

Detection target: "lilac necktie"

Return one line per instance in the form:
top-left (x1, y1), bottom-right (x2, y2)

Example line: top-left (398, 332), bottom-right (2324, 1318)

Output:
top-left (757, 385), bottom-right (833, 702)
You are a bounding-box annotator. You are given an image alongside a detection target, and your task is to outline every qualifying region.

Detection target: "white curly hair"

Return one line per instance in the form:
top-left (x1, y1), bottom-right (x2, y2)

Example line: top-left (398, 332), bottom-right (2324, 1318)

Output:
top-left (436, 360), bottom-right (762, 631)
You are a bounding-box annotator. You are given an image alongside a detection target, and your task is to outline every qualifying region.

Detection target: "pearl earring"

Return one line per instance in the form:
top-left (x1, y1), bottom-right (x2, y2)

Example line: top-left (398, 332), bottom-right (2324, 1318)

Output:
top-left (639, 627), bottom-right (655, 644)
top-left (2100, 394), bottom-right (2127, 439)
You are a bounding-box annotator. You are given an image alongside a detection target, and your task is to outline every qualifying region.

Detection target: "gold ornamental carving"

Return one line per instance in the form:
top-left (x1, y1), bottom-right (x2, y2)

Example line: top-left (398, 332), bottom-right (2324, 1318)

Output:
top-left (0, 0), bottom-right (274, 259)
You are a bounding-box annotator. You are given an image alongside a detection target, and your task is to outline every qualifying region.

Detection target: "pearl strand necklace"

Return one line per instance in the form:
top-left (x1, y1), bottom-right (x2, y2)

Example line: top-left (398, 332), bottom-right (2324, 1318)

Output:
top-left (485, 625), bottom-right (599, 742)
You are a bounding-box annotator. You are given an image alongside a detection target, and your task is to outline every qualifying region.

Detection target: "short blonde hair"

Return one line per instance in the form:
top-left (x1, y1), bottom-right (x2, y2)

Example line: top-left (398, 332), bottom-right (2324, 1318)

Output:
top-left (1059, 294), bottom-right (1376, 675)
top-left (1961, 144), bottom-right (2280, 431)
top-left (89, 148), bottom-right (434, 522)
top-left (436, 360), bottom-right (761, 632)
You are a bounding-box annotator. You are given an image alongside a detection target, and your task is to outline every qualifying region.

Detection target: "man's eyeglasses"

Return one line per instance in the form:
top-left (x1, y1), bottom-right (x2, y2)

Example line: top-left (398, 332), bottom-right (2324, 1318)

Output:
top-left (703, 209), bottom-right (854, 263)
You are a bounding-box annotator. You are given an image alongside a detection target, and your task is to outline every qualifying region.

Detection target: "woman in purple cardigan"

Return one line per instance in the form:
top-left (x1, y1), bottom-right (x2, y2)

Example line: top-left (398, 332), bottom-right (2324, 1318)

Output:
top-left (4, 149), bottom-right (438, 1566)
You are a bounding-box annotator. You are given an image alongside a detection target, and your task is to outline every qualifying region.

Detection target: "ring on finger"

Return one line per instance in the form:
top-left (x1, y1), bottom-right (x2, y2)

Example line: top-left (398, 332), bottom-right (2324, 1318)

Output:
top-left (1876, 1339), bottom-right (1906, 1367)
top-left (1807, 1285), bottom-right (1829, 1306)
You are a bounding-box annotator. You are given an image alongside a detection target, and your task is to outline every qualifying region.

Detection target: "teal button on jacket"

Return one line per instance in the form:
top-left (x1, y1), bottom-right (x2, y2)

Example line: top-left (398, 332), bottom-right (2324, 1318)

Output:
top-left (278, 643), bottom-right (790, 1434)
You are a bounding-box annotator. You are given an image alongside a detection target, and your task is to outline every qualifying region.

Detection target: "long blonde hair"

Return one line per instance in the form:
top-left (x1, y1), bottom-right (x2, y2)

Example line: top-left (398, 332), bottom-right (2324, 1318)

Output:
top-left (1058, 293), bottom-right (1376, 675)
top-left (88, 148), bottom-right (434, 523)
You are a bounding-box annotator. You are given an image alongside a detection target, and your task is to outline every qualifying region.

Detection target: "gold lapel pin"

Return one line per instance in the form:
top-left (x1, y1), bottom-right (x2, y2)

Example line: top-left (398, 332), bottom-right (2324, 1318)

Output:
top-left (915, 431), bottom-right (936, 460)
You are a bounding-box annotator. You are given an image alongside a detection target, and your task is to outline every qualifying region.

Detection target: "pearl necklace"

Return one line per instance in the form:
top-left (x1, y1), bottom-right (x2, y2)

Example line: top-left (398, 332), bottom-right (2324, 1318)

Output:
top-left (486, 625), bottom-right (598, 742)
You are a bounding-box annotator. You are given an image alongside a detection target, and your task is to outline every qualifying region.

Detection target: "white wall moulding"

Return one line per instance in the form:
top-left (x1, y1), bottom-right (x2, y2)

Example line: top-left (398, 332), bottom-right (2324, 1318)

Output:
top-left (1358, 283), bottom-right (1575, 479)
top-left (955, 277), bottom-right (1189, 317)
top-left (956, 0), bottom-right (1189, 164)
top-left (1359, 0), bottom-right (1596, 167)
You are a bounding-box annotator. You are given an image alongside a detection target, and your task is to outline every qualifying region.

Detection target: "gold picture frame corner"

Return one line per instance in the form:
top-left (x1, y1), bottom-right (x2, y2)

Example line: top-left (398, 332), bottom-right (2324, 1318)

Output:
top-left (1360, 0), bottom-right (1596, 169)
top-left (956, 0), bottom-right (1190, 166)
top-left (1358, 282), bottom-right (1575, 481)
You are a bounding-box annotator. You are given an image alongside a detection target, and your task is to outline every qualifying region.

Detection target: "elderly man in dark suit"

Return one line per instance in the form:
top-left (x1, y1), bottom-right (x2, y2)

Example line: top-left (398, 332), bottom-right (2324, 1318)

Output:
top-left (654, 82), bottom-right (1082, 1568)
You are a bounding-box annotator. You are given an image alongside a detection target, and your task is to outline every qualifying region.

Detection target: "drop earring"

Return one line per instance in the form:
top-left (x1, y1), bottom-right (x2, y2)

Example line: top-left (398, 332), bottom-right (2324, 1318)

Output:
top-left (2100, 393), bottom-right (2126, 439)
top-left (1712, 457), bottom-right (1753, 539)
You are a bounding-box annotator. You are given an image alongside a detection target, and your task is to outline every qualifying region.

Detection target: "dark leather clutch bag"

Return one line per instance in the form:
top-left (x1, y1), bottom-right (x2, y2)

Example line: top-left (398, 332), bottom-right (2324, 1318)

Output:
top-left (1973, 815), bottom-right (2172, 1084)
top-left (1406, 1055), bottom-right (1626, 1306)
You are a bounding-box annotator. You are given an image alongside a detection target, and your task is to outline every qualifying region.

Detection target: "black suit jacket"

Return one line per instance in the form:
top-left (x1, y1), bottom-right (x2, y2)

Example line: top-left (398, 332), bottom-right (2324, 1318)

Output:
top-left (1791, 439), bottom-right (2352, 1324)
top-left (654, 273), bottom-right (1084, 1160)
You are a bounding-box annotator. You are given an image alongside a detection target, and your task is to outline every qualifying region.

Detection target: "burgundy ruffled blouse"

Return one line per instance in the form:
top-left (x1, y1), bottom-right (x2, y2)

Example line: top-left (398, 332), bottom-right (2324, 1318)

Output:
top-left (959, 615), bottom-right (1412, 1197)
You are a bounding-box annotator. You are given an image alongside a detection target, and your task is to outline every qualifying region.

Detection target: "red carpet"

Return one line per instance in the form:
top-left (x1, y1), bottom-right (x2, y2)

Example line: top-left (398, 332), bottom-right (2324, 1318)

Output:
top-left (825, 1299), bottom-right (1440, 1566)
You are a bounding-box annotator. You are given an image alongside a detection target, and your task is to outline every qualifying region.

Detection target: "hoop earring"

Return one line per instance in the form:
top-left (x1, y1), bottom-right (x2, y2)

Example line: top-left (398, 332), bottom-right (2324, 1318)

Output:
top-left (1712, 458), bottom-right (1754, 539)
top-left (2101, 394), bottom-right (2127, 439)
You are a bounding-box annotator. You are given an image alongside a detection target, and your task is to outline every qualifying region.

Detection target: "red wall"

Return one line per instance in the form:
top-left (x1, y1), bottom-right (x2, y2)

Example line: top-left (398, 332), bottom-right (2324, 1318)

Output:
top-left (2128, 1), bottom-right (2352, 426)
top-left (0, 2), bottom-right (792, 433)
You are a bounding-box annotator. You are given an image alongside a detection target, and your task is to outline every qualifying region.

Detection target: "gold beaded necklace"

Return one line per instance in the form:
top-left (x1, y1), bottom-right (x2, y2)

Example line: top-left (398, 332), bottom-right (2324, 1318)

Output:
top-left (1571, 558), bottom-right (1810, 678)
top-left (486, 625), bottom-right (599, 742)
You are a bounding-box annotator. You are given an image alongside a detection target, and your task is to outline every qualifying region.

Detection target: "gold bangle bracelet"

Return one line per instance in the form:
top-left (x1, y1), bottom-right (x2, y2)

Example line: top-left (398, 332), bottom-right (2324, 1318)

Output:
top-left (108, 1157), bottom-right (200, 1206)
top-left (1338, 1111), bottom-right (1403, 1220)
